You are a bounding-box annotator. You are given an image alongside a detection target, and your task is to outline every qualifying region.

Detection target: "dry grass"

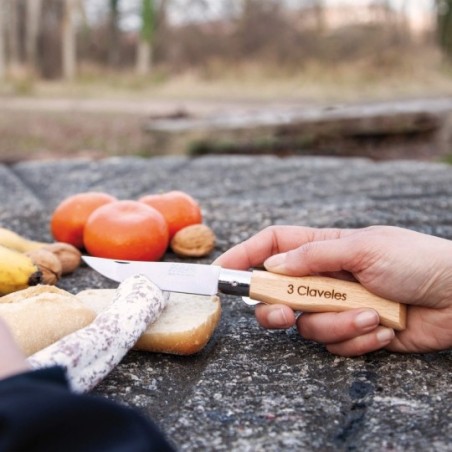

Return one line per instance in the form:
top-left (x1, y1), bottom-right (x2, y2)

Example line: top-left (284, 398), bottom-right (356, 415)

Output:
top-left (0, 110), bottom-right (151, 163)
top-left (3, 43), bottom-right (452, 103)
top-left (2, 45), bottom-right (452, 162)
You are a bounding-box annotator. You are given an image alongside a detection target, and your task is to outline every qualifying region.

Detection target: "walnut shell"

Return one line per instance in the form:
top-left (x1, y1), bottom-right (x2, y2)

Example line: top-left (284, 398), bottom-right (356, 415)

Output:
top-left (26, 249), bottom-right (62, 285)
top-left (42, 242), bottom-right (82, 275)
top-left (170, 224), bottom-right (216, 257)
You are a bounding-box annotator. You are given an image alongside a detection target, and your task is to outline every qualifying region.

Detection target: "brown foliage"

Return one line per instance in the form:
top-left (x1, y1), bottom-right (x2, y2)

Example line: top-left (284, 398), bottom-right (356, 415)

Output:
top-left (1, 1), bottom-right (435, 80)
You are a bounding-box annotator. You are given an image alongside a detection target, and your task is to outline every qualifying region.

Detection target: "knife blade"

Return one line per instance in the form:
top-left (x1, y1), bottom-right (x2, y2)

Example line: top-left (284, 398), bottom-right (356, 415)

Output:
top-left (82, 256), bottom-right (406, 330)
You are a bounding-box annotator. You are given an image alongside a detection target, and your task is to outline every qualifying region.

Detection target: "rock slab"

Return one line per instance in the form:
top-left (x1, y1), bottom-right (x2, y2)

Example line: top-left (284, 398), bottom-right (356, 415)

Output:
top-left (1, 155), bottom-right (451, 451)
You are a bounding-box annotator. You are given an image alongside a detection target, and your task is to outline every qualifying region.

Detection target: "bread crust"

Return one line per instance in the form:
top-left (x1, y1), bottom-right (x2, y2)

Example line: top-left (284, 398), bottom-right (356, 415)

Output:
top-left (135, 296), bottom-right (221, 355)
top-left (76, 289), bottom-right (221, 355)
top-left (28, 275), bottom-right (168, 392)
top-left (0, 285), bottom-right (221, 357)
top-left (0, 285), bottom-right (96, 356)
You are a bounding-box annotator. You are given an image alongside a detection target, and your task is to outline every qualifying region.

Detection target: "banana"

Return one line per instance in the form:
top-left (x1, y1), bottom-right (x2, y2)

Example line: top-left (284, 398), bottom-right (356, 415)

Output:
top-left (0, 245), bottom-right (42, 295)
top-left (0, 227), bottom-right (47, 253)
top-left (0, 227), bottom-right (82, 276)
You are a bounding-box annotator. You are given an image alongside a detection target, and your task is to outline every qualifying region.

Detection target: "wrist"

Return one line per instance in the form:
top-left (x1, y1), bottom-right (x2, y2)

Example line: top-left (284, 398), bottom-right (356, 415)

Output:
top-left (0, 320), bottom-right (30, 380)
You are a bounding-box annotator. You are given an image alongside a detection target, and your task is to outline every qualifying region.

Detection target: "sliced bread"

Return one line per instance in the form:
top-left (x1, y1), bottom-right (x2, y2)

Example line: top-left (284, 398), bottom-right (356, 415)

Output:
top-left (76, 289), bottom-right (221, 355)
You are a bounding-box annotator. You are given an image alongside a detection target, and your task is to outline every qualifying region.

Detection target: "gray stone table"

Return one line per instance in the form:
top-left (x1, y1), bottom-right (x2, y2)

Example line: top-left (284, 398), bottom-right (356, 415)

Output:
top-left (1, 155), bottom-right (451, 451)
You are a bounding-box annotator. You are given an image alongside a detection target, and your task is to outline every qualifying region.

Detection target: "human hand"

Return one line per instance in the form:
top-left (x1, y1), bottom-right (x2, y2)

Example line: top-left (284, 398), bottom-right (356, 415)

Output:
top-left (0, 319), bottom-right (30, 379)
top-left (214, 225), bottom-right (452, 356)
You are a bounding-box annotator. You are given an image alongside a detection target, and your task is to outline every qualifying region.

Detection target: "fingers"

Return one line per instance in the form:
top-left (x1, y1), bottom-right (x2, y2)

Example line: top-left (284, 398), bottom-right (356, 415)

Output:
top-left (325, 327), bottom-right (395, 357)
top-left (297, 309), bottom-right (380, 342)
top-left (213, 226), bottom-right (349, 270)
top-left (216, 225), bottom-right (370, 277)
top-left (264, 235), bottom-right (365, 277)
top-left (297, 309), bottom-right (395, 357)
top-left (255, 305), bottom-right (395, 357)
top-left (255, 304), bottom-right (296, 329)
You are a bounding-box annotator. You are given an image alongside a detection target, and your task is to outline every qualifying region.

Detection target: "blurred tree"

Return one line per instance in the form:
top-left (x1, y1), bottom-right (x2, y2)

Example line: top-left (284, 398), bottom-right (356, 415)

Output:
top-left (153, 0), bottom-right (169, 65)
top-left (108, 0), bottom-right (120, 67)
top-left (0, 2), bottom-right (5, 79)
top-left (25, 0), bottom-right (42, 74)
top-left (310, 0), bottom-right (326, 34)
top-left (62, 0), bottom-right (77, 79)
top-left (6, 0), bottom-right (20, 73)
top-left (136, 0), bottom-right (155, 75)
top-left (238, 0), bottom-right (284, 59)
top-left (437, 0), bottom-right (452, 58)
top-left (39, 0), bottom-right (63, 79)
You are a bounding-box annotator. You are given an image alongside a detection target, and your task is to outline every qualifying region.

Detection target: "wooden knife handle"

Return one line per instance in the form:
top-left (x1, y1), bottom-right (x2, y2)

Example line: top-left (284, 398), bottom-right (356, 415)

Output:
top-left (249, 270), bottom-right (406, 330)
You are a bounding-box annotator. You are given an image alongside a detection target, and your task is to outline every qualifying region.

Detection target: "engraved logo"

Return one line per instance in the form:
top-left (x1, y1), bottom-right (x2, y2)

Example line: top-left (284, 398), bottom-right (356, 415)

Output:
top-left (168, 263), bottom-right (197, 278)
top-left (287, 284), bottom-right (347, 301)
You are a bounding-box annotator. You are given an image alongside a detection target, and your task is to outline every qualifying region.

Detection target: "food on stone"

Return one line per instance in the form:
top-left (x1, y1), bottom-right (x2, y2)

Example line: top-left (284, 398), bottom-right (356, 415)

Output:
top-left (49, 189), bottom-right (211, 262)
top-left (0, 277), bottom-right (220, 361)
top-left (0, 227), bottom-right (47, 253)
top-left (28, 275), bottom-right (167, 393)
top-left (26, 249), bottom-right (62, 285)
top-left (139, 190), bottom-right (203, 239)
top-left (170, 224), bottom-right (216, 257)
top-left (51, 192), bottom-right (117, 249)
top-left (76, 288), bottom-right (221, 355)
top-left (0, 285), bottom-right (95, 355)
top-left (83, 200), bottom-right (169, 261)
top-left (40, 242), bottom-right (82, 275)
top-left (0, 245), bottom-right (42, 295)
top-left (0, 226), bottom-right (82, 275)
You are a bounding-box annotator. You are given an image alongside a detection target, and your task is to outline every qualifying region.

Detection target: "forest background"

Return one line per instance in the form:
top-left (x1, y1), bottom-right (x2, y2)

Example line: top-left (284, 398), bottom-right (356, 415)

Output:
top-left (1, 0), bottom-right (452, 161)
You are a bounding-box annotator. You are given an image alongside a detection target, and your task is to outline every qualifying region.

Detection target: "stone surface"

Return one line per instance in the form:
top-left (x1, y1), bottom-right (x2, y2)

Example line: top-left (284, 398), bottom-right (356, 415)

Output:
top-left (2, 155), bottom-right (451, 451)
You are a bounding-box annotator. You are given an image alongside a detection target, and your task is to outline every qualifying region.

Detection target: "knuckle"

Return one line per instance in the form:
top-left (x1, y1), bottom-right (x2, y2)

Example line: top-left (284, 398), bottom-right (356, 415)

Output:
top-left (296, 313), bottom-right (315, 340)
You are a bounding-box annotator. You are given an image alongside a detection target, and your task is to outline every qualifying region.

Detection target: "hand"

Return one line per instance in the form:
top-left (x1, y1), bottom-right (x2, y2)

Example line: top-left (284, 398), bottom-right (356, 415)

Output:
top-left (214, 225), bottom-right (452, 356)
top-left (0, 319), bottom-right (30, 379)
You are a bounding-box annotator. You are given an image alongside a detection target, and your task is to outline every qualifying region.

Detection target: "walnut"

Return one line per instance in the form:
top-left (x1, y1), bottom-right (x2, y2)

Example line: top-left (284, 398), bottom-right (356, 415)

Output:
top-left (170, 224), bottom-right (216, 257)
top-left (26, 249), bottom-right (62, 285)
top-left (42, 242), bottom-right (82, 275)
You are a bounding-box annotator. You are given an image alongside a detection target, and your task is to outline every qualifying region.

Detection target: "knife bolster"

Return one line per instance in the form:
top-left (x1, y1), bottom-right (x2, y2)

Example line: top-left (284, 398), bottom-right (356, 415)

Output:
top-left (218, 269), bottom-right (251, 296)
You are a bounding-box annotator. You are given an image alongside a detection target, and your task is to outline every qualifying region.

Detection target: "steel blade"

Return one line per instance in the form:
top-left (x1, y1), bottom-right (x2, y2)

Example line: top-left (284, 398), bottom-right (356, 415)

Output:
top-left (82, 256), bottom-right (221, 296)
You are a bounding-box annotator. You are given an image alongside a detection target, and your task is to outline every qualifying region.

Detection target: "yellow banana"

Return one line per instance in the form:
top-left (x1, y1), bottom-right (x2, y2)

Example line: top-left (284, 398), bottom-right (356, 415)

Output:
top-left (0, 227), bottom-right (47, 253)
top-left (0, 227), bottom-right (82, 276)
top-left (0, 245), bottom-right (42, 295)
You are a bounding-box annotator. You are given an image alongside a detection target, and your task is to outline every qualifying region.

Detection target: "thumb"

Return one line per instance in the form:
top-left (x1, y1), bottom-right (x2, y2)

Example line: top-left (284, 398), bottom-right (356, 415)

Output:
top-left (264, 238), bottom-right (357, 276)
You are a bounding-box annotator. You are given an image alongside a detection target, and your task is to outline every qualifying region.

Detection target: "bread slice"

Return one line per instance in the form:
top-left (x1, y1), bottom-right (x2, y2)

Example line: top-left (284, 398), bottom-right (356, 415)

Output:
top-left (76, 289), bottom-right (221, 355)
top-left (0, 285), bottom-right (96, 356)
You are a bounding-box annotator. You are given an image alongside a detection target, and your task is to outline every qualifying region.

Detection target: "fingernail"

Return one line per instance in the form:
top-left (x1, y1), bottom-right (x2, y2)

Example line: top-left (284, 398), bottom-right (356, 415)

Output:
top-left (267, 307), bottom-right (289, 328)
top-left (376, 328), bottom-right (395, 344)
top-left (355, 310), bottom-right (379, 329)
top-left (264, 253), bottom-right (286, 271)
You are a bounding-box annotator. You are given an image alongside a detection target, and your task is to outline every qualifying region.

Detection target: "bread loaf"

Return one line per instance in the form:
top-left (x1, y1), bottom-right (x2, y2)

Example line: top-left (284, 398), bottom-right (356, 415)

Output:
top-left (29, 275), bottom-right (167, 392)
top-left (0, 284), bottom-right (221, 358)
top-left (0, 285), bottom-right (96, 356)
top-left (76, 289), bottom-right (221, 355)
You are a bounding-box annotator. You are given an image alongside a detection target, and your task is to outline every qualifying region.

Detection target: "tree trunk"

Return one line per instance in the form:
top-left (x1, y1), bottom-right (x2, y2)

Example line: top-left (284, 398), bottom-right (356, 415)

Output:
top-left (108, 0), bottom-right (120, 67)
top-left (25, 0), bottom-right (42, 74)
top-left (0, 1), bottom-right (6, 79)
top-left (312, 0), bottom-right (326, 34)
top-left (6, 0), bottom-right (20, 72)
top-left (62, 0), bottom-right (76, 80)
top-left (136, 0), bottom-right (154, 75)
top-left (136, 40), bottom-right (152, 75)
top-left (437, 0), bottom-right (452, 59)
